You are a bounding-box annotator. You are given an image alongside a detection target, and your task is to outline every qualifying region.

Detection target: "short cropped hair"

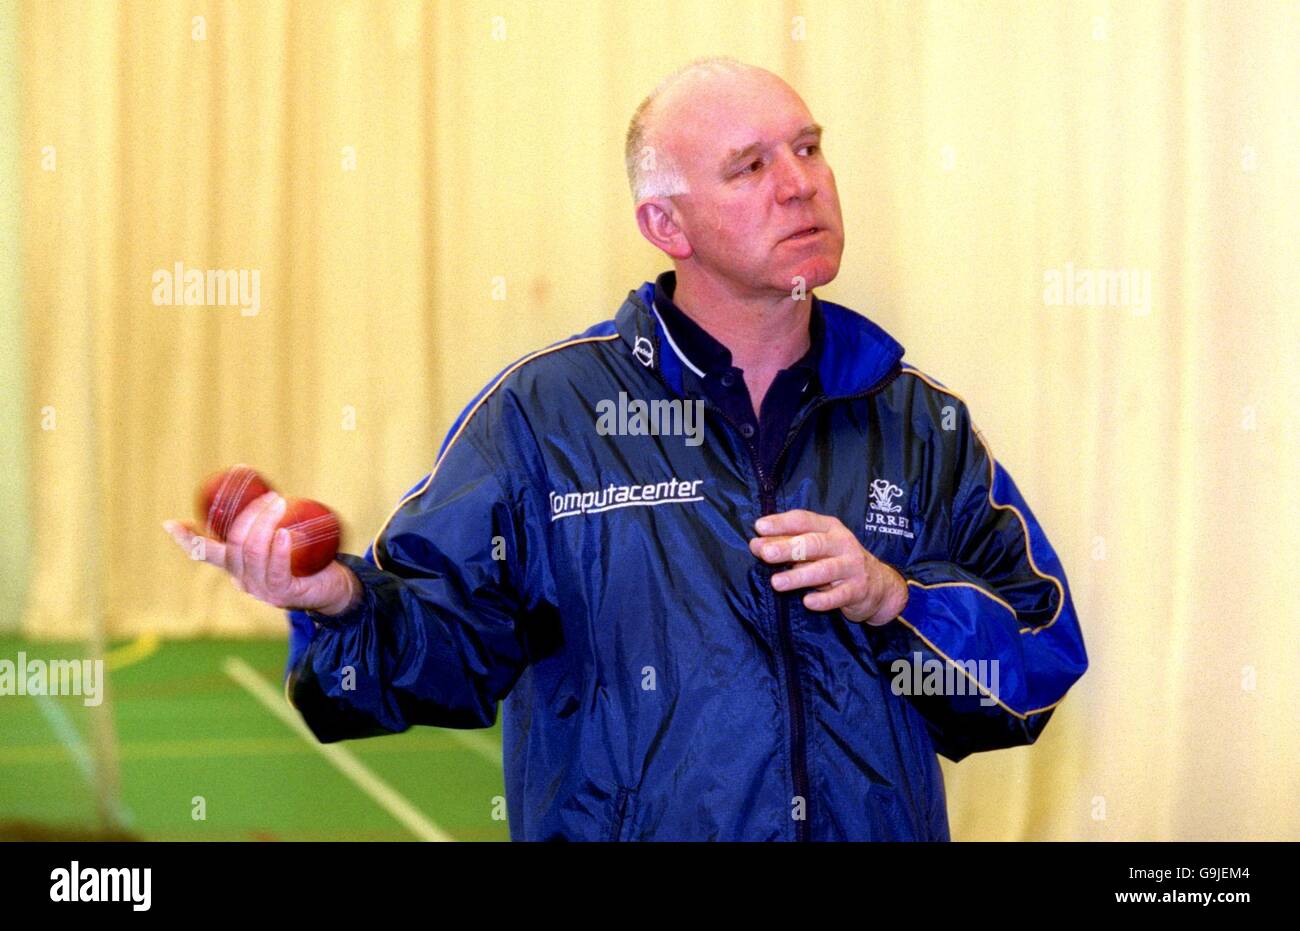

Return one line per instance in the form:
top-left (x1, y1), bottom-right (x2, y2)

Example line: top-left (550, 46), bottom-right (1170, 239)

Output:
top-left (623, 56), bottom-right (769, 203)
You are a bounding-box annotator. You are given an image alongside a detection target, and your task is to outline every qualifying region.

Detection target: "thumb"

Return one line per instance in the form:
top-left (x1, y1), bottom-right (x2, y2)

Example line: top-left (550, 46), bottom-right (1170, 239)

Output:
top-left (163, 520), bottom-right (225, 567)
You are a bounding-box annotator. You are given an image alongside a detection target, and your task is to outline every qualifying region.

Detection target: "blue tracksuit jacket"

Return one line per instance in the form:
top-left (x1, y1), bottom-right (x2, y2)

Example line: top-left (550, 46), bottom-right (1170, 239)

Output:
top-left (284, 279), bottom-right (1089, 841)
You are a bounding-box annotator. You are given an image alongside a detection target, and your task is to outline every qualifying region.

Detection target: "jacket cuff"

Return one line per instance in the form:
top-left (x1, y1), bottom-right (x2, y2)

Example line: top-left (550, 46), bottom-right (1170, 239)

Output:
top-left (305, 553), bottom-right (382, 629)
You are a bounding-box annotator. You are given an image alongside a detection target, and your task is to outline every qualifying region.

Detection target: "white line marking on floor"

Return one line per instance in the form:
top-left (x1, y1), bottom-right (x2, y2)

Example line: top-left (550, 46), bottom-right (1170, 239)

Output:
top-left (34, 694), bottom-right (133, 826)
top-left (222, 656), bottom-right (451, 842)
top-left (447, 728), bottom-right (503, 767)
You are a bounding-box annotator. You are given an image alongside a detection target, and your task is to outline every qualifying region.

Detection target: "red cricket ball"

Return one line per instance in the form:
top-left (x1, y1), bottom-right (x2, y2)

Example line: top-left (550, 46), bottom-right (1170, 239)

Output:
top-left (277, 497), bottom-right (342, 577)
top-left (196, 465), bottom-right (274, 542)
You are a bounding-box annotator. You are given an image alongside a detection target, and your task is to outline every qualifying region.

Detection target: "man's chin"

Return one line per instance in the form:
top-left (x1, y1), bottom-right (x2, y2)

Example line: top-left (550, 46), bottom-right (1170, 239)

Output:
top-left (785, 256), bottom-right (840, 292)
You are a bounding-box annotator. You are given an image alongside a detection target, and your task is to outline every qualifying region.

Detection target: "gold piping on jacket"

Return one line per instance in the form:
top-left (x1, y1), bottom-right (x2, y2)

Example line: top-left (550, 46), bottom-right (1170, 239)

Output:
top-left (897, 367), bottom-right (1067, 636)
top-left (370, 333), bottom-right (621, 572)
top-left (892, 612), bottom-right (1067, 720)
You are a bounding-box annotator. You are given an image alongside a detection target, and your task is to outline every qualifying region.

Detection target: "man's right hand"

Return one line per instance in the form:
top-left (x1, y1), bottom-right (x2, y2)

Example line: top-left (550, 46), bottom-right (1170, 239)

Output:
top-left (164, 490), bottom-right (361, 616)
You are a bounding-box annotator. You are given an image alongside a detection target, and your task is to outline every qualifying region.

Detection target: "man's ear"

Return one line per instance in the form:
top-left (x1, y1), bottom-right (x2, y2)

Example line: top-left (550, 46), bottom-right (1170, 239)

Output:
top-left (635, 199), bottom-right (693, 260)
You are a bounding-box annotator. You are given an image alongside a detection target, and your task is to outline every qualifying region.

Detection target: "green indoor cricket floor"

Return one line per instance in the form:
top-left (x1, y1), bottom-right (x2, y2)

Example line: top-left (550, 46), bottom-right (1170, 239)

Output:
top-left (0, 636), bottom-right (510, 841)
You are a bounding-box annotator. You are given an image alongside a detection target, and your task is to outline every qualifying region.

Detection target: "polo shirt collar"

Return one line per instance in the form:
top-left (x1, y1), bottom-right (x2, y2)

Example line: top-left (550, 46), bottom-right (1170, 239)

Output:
top-left (613, 275), bottom-right (905, 400)
top-left (650, 270), bottom-right (825, 385)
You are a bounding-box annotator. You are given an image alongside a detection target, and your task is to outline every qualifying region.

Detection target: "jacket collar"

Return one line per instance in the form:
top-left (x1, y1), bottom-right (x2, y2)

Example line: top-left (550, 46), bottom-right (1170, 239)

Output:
top-left (614, 275), bottom-right (905, 399)
top-left (650, 270), bottom-right (824, 389)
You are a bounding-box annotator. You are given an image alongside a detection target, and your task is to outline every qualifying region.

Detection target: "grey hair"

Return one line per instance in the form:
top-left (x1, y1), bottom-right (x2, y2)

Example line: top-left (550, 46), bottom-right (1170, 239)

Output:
top-left (623, 56), bottom-right (770, 203)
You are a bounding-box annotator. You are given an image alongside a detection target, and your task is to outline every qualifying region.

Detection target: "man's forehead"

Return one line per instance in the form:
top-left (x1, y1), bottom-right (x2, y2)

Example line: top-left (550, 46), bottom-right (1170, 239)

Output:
top-left (663, 82), bottom-right (816, 168)
top-left (660, 72), bottom-right (811, 157)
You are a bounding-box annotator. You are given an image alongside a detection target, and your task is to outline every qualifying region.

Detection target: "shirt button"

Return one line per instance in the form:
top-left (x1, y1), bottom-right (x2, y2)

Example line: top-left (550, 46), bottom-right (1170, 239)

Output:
top-left (740, 423), bottom-right (756, 439)
top-left (721, 372), bottom-right (736, 388)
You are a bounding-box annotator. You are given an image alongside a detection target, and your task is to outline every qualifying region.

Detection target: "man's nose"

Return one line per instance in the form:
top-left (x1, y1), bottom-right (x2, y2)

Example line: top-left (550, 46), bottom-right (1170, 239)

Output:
top-left (774, 149), bottom-right (817, 202)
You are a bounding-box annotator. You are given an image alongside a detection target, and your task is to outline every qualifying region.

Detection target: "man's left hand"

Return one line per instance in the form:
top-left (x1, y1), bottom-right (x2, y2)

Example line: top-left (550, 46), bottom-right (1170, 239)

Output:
top-left (749, 509), bottom-right (908, 626)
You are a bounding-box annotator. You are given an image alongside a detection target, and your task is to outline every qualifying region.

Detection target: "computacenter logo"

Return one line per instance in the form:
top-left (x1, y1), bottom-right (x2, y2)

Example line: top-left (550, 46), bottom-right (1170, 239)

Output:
top-left (865, 478), bottom-right (914, 540)
top-left (550, 478), bottom-right (705, 521)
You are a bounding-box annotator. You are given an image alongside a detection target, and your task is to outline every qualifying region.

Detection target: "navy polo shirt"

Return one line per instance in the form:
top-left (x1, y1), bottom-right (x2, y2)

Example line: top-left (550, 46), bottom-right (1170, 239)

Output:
top-left (652, 270), bottom-right (824, 480)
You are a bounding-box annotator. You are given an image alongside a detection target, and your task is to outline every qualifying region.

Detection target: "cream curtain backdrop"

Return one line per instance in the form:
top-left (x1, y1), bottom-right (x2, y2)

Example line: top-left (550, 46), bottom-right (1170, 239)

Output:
top-left (15, 1), bottom-right (1298, 840)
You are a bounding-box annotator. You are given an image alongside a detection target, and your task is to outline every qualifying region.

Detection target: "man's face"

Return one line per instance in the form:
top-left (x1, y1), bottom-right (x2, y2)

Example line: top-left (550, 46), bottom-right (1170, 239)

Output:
top-left (659, 73), bottom-right (845, 297)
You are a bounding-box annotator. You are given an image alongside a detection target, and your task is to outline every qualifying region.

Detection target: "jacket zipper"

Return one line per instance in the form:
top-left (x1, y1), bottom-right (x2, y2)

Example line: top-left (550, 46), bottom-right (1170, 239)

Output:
top-left (738, 365), bottom-right (905, 843)
top-left (759, 473), bottom-right (811, 842)
top-left (636, 321), bottom-right (903, 842)
top-left (694, 399), bottom-right (812, 842)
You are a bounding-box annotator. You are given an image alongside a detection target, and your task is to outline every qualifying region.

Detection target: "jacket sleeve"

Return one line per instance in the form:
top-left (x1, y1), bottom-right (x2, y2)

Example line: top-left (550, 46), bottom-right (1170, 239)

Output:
top-left (282, 408), bottom-right (547, 743)
top-left (869, 399), bottom-right (1089, 762)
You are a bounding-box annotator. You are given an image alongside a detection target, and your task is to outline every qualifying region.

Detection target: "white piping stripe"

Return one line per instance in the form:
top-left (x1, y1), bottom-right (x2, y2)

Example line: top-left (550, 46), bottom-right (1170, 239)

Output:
top-left (550, 495), bottom-right (705, 521)
top-left (651, 300), bottom-right (707, 378)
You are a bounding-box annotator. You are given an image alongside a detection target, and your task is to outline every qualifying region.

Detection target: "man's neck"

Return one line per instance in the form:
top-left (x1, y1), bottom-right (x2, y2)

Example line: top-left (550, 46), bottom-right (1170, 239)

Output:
top-left (670, 272), bottom-right (812, 379)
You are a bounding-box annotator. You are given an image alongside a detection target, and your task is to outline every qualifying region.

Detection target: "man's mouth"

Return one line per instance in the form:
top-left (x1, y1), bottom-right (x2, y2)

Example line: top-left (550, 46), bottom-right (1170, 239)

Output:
top-left (783, 226), bottom-right (823, 242)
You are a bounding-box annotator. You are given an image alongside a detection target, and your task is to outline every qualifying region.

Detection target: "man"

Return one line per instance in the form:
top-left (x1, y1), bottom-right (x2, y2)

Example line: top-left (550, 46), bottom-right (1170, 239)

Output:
top-left (166, 57), bottom-right (1088, 841)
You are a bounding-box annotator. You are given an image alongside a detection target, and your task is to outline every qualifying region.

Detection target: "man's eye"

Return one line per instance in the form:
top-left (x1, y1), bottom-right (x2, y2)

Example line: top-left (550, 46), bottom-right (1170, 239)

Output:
top-left (739, 159), bottom-right (762, 176)
top-left (801, 144), bottom-right (820, 156)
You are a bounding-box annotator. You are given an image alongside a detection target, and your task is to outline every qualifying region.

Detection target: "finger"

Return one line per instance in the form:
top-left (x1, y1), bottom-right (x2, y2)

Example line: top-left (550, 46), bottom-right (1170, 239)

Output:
top-left (242, 494), bottom-right (287, 595)
top-left (805, 578), bottom-right (866, 614)
top-left (226, 491), bottom-right (279, 583)
top-left (771, 555), bottom-right (856, 592)
top-left (835, 570), bottom-right (904, 624)
top-left (754, 509), bottom-right (837, 537)
top-left (749, 531), bottom-right (833, 564)
top-left (163, 519), bottom-right (226, 568)
top-left (266, 525), bottom-right (294, 594)
top-left (846, 589), bottom-right (897, 625)
top-left (226, 490), bottom-right (280, 545)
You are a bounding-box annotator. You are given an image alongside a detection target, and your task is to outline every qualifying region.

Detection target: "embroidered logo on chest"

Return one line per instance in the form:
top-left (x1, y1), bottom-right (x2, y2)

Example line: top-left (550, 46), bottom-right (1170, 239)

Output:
top-left (865, 478), bottom-right (915, 540)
